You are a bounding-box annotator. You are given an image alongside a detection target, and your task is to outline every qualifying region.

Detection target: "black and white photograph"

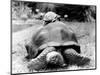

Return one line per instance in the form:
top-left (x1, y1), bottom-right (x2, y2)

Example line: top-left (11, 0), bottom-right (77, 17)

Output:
top-left (11, 0), bottom-right (96, 74)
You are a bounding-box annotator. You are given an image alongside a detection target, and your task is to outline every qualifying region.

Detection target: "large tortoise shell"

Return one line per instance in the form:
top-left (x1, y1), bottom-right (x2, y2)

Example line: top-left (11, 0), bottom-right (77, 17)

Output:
top-left (25, 21), bottom-right (80, 59)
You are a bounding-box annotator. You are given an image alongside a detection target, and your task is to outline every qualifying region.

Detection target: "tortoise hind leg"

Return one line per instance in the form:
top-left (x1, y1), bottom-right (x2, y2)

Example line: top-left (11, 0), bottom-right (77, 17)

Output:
top-left (63, 49), bottom-right (90, 66)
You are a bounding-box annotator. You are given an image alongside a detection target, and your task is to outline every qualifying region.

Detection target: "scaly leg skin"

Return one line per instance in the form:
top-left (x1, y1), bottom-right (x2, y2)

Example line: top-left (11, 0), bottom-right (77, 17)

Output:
top-left (63, 49), bottom-right (90, 66)
top-left (28, 47), bottom-right (56, 72)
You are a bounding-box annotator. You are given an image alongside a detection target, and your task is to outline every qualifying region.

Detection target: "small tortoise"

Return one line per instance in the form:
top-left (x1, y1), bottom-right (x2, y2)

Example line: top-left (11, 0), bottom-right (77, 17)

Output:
top-left (25, 21), bottom-right (90, 71)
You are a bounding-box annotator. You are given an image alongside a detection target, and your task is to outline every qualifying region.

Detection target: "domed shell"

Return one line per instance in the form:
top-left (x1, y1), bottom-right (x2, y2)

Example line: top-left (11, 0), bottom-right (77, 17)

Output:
top-left (32, 21), bottom-right (81, 54)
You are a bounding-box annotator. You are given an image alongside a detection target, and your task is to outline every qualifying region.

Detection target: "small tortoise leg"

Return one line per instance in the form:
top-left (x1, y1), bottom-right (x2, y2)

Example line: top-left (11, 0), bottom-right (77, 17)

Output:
top-left (27, 47), bottom-right (56, 72)
top-left (63, 49), bottom-right (90, 66)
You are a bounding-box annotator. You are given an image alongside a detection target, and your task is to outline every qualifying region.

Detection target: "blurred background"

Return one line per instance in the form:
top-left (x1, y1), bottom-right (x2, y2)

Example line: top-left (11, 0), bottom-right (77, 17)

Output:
top-left (12, 0), bottom-right (96, 22)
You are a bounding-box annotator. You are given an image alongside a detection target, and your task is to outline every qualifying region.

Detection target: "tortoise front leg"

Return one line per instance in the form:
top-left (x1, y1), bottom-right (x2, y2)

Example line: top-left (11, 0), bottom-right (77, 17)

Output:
top-left (27, 47), bottom-right (56, 72)
top-left (63, 49), bottom-right (90, 66)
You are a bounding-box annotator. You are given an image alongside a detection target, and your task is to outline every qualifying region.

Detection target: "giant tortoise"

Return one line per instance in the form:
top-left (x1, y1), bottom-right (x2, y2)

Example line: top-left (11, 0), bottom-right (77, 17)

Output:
top-left (25, 21), bottom-right (90, 71)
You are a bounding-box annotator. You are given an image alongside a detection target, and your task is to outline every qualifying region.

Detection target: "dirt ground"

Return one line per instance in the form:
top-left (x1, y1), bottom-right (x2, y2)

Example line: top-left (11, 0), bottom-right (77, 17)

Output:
top-left (12, 19), bottom-right (96, 74)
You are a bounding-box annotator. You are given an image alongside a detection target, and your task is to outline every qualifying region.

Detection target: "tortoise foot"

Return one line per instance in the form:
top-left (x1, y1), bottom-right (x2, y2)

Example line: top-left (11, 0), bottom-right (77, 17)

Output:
top-left (63, 49), bottom-right (90, 66)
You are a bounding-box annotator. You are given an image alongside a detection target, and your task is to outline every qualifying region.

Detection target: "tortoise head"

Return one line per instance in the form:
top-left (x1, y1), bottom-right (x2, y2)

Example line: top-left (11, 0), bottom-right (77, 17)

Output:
top-left (46, 51), bottom-right (66, 67)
